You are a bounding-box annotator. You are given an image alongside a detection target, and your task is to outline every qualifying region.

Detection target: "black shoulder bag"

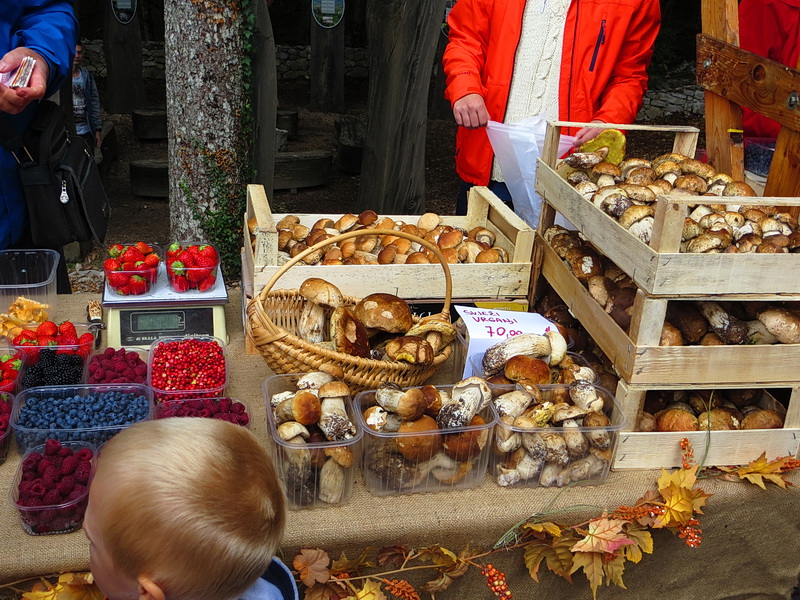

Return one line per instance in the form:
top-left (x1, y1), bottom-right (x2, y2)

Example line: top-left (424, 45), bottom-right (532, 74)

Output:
top-left (0, 100), bottom-right (110, 248)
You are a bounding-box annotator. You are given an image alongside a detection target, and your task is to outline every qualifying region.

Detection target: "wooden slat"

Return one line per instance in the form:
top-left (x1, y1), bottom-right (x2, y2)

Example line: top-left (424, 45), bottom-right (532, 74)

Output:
top-left (763, 52), bottom-right (800, 204)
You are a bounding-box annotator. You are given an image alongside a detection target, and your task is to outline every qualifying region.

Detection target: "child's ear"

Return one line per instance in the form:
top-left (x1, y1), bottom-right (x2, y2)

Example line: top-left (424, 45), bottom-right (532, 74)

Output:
top-left (137, 577), bottom-right (165, 600)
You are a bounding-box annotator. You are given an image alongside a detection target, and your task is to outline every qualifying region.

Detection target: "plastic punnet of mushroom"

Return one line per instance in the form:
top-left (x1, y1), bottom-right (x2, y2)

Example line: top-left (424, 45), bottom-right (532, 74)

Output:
top-left (252, 210), bottom-right (510, 265)
top-left (558, 138), bottom-right (798, 252)
top-left (543, 225), bottom-right (800, 346)
top-left (294, 278), bottom-right (457, 363)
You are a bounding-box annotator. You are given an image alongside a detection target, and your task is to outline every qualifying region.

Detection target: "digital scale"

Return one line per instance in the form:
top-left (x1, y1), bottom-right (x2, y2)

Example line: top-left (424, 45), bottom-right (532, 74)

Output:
top-left (102, 264), bottom-right (229, 349)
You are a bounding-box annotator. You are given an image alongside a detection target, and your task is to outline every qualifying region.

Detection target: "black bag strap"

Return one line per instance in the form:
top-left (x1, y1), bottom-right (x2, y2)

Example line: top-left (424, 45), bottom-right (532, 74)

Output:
top-left (0, 113), bottom-right (33, 163)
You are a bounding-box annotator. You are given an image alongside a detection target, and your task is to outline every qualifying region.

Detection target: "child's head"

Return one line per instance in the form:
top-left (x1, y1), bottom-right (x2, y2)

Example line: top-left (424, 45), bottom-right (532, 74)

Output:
top-left (83, 418), bottom-right (286, 600)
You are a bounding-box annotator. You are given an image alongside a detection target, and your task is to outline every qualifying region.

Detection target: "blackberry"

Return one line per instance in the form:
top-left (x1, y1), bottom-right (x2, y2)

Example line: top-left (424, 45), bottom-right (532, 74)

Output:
top-left (21, 350), bottom-right (84, 388)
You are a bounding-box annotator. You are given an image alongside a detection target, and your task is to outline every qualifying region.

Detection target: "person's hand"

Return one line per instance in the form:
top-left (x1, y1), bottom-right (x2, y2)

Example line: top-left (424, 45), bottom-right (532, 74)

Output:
top-left (95, 131), bottom-right (102, 146)
top-left (453, 93), bottom-right (489, 129)
top-left (0, 48), bottom-right (50, 115)
top-left (572, 120), bottom-right (606, 148)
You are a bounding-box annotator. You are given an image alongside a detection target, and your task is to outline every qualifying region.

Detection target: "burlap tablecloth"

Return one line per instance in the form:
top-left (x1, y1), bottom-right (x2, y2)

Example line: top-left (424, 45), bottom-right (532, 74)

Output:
top-left (2, 290), bottom-right (799, 598)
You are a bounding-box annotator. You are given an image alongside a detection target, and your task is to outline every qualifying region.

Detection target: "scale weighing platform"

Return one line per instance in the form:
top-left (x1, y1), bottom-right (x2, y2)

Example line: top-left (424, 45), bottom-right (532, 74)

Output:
top-left (102, 265), bottom-right (229, 349)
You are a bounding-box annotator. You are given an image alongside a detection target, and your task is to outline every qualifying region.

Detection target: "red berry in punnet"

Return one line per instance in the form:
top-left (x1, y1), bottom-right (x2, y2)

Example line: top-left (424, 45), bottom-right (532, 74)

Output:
top-left (150, 337), bottom-right (226, 401)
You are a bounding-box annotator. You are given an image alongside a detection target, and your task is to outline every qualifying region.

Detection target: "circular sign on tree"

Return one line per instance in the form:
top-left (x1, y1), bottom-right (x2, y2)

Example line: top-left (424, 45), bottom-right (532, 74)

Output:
top-left (110, 0), bottom-right (137, 24)
top-left (312, 0), bottom-right (345, 29)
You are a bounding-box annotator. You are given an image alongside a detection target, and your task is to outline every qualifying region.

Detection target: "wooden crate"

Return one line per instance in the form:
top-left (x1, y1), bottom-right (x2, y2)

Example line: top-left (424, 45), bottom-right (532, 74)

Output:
top-left (539, 233), bottom-right (800, 385)
top-left (536, 121), bottom-right (800, 296)
top-left (243, 184), bottom-right (535, 300)
top-left (612, 380), bottom-right (800, 469)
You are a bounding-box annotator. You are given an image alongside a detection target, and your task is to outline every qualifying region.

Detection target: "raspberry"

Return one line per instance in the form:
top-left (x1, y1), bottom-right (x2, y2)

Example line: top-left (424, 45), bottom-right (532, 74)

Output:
top-left (58, 446), bottom-right (72, 457)
top-left (51, 516), bottom-right (74, 532)
top-left (28, 481), bottom-right (47, 498)
top-left (18, 479), bottom-right (34, 495)
top-left (44, 439), bottom-right (62, 456)
top-left (43, 489), bottom-right (63, 506)
top-left (21, 470), bottom-right (36, 481)
top-left (36, 458), bottom-right (54, 475)
top-left (61, 455), bottom-right (78, 475)
top-left (42, 465), bottom-right (59, 484)
top-left (57, 476), bottom-right (76, 496)
top-left (38, 509), bottom-right (59, 523)
top-left (22, 456), bottom-right (39, 473)
top-left (75, 463), bottom-right (91, 484)
top-left (67, 486), bottom-right (87, 502)
top-left (75, 448), bottom-right (94, 462)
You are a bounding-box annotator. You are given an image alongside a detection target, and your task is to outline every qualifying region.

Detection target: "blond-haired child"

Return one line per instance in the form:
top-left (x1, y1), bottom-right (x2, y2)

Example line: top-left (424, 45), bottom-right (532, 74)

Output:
top-left (83, 418), bottom-right (298, 600)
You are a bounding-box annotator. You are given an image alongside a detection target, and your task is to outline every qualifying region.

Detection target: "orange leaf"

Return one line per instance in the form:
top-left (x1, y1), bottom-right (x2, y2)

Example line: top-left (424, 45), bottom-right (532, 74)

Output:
top-left (417, 545), bottom-right (458, 568)
top-left (657, 465), bottom-right (698, 493)
top-left (523, 521), bottom-right (562, 538)
top-left (376, 545), bottom-right (408, 568)
top-left (353, 580), bottom-right (387, 600)
top-left (293, 548), bottom-right (331, 587)
top-left (719, 453), bottom-right (794, 489)
top-left (303, 582), bottom-right (350, 600)
top-left (571, 518), bottom-right (634, 554)
top-left (569, 552), bottom-right (604, 600)
top-left (654, 483), bottom-right (695, 527)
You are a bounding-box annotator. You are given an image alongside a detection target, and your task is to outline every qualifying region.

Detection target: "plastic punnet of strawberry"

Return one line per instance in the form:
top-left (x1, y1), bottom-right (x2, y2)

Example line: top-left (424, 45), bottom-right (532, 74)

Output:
top-left (11, 321), bottom-right (94, 366)
top-left (104, 243), bottom-right (162, 296)
top-left (165, 242), bottom-right (219, 293)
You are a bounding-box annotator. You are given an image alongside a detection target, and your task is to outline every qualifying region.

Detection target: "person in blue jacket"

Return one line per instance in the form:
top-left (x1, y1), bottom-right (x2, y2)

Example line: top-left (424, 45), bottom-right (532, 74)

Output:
top-left (72, 42), bottom-right (102, 152)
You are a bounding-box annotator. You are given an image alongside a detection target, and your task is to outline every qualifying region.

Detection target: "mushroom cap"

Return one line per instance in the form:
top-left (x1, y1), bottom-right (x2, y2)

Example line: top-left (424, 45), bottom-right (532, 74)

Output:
top-left (330, 306), bottom-right (371, 357)
top-left (757, 307), bottom-right (800, 344)
top-left (592, 161), bottom-right (622, 179)
top-left (385, 335), bottom-right (435, 365)
top-left (741, 409), bottom-right (784, 429)
top-left (723, 181), bottom-right (757, 197)
top-left (289, 391), bottom-right (323, 425)
top-left (318, 380), bottom-right (351, 399)
top-left (299, 278), bottom-right (344, 309)
top-left (417, 212), bottom-right (442, 232)
top-left (396, 415), bottom-right (442, 462)
top-left (618, 204), bottom-right (655, 229)
top-left (442, 415), bottom-right (488, 461)
top-left (656, 408), bottom-right (699, 432)
top-left (504, 355), bottom-right (551, 385)
top-left (354, 293), bottom-right (414, 333)
top-left (679, 158), bottom-right (716, 179)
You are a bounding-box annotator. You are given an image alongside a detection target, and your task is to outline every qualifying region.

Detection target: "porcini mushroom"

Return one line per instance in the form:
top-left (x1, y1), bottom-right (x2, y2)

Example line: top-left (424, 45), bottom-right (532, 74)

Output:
top-left (298, 278), bottom-right (344, 343)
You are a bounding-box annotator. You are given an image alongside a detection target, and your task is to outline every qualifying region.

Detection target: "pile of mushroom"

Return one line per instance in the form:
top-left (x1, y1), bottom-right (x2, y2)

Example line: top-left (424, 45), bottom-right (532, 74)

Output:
top-left (270, 367), bottom-right (358, 506)
top-left (493, 381), bottom-right (614, 488)
top-left (251, 210), bottom-right (512, 265)
top-left (362, 377), bottom-right (492, 492)
top-left (637, 388), bottom-right (785, 432)
top-left (557, 148), bottom-right (800, 251)
top-left (544, 226), bottom-right (800, 346)
top-left (296, 277), bottom-right (458, 363)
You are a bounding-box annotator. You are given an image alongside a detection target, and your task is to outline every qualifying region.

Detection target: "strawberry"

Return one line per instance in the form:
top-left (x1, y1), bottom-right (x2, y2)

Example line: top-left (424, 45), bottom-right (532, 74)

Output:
top-left (198, 245), bottom-right (218, 264)
top-left (121, 246), bottom-right (146, 264)
top-left (168, 260), bottom-right (185, 276)
top-left (79, 332), bottom-right (95, 348)
top-left (134, 260), bottom-right (151, 273)
top-left (12, 331), bottom-right (36, 345)
top-left (120, 261), bottom-right (137, 271)
top-left (103, 258), bottom-right (121, 271)
top-left (128, 275), bottom-right (148, 295)
top-left (36, 321), bottom-right (58, 337)
top-left (187, 267), bottom-right (210, 283)
top-left (144, 253), bottom-right (160, 268)
top-left (116, 285), bottom-right (131, 296)
top-left (170, 275), bottom-right (190, 293)
top-left (37, 335), bottom-right (58, 347)
top-left (134, 241), bottom-right (154, 254)
top-left (166, 242), bottom-right (183, 258)
top-left (198, 274), bottom-right (217, 292)
top-left (2, 368), bottom-right (17, 380)
top-left (57, 334), bottom-right (79, 347)
top-left (176, 250), bottom-right (195, 267)
top-left (0, 378), bottom-right (14, 391)
top-left (108, 271), bottom-right (130, 288)
top-left (58, 321), bottom-right (77, 338)
top-left (186, 244), bottom-right (201, 255)
top-left (194, 254), bottom-right (216, 270)
top-left (108, 243), bottom-right (126, 257)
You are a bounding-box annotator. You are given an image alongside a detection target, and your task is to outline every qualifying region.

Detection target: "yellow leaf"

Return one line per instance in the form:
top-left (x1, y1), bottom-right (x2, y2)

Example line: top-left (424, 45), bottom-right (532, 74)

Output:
top-left (622, 524), bottom-right (653, 564)
top-left (571, 518), bottom-right (635, 554)
top-left (657, 465), bottom-right (698, 492)
top-left (523, 542), bottom-right (554, 582)
top-left (23, 584), bottom-right (61, 600)
top-left (547, 534), bottom-right (576, 582)
top-left (688, 486), bottom-right (713, 514)
top-left (56, 574), bottom-right (94, 587)
top-left (654, 483), bottom-right (695, 527)
top-left (417, 545), bottom-right (458, 568)
top-left (569, 552), bottom-right (604, 600)
top-left (293, 548), bottom-right (331, 587)
top-left (331, 548), bottom-right (373, 575)
top-left (602, 553), bottom-right (627, 589)
top-left (354, 580), bottom-right (386, 600)
top-left (721, 453), bottom-right (794, 489)
top-left (523, 521), bottom-right (562, 538)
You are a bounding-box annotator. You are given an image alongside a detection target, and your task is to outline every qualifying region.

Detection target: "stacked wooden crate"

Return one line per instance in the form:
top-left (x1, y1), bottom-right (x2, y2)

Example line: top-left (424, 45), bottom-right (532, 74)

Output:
top-left (534, 121), bottom-right (800, 469)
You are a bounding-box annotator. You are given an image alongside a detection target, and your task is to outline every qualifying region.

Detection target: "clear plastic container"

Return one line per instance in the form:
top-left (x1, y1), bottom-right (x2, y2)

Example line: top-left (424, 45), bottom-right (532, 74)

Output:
top-left (0, 391), bottom-right (14, 464)
top-left (154, 396), bottom-right (250, 427)
top-left (0, 345), bottom-right (25, 394)
top-left (263, 373), bottom-right (362, 509)
top-left (744, 137), bottom-right (776, 177)
top-left (103, 243), bottom-right (162, 297)
top-left (10, 440), bottom-right (95, 535)
top-left (164, 242), bottom-right (220, 294)
top-left (12, 322), bottom-right (94, 369)
top-left (470, 351), bottom-right (599, 394)
top-left (353, 384), bottom-right (495, 496)
top-left (490, 384), bottom-right (624, 488)
top-left (0, 250), bottom-right (59, 326)
top-left (11, 383), bottom-right (153, 453)
top-left (147, 335), bottom-right (227, 402)
top-left (85, 347), bottom-right (148, 385)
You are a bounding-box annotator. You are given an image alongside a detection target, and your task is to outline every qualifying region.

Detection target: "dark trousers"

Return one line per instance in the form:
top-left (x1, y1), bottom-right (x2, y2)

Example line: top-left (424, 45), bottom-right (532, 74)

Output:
top-left (10, 231), bottom-right (72, 294)
top-left (456, 179), bottom-right (514, 215)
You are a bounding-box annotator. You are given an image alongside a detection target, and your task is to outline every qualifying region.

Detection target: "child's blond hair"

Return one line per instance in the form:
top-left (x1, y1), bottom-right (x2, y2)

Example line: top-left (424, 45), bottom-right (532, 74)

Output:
top-left (92, 418), bottom-right (286, 600)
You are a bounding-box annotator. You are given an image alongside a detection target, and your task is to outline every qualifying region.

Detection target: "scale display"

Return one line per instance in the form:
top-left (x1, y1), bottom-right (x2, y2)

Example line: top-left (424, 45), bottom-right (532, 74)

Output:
top-left (112, 306), bottom-right (219, 347)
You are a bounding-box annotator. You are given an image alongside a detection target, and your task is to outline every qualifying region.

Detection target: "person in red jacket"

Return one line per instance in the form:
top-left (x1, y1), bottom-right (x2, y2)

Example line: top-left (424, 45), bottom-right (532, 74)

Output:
top-left (739, 0), bottom-right (800, 139)
top-left (444, 0), bottom-right (660, 214)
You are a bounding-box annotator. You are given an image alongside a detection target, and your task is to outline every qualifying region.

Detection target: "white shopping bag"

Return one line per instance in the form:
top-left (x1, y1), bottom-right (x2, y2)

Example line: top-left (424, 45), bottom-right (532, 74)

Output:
top-left (486, 117), bottom-right (575, 228)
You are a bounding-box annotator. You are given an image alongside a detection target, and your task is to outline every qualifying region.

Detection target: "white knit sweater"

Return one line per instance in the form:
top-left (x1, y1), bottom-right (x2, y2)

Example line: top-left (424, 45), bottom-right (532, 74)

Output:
top-left (492, 0), bottom-right (569, 181)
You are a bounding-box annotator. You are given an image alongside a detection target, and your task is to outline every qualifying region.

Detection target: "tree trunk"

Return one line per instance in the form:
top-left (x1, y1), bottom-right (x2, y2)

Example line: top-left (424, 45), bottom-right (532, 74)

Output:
top-left (165, 0), bottom-right (249, 276)
top-left (252, 0), bottom-right (278, 195)
top-left (428, 30), bottom-right (452, 121)
top-left (357, 0), bottom-right (447, 214)
top-left (102, 2), bottom-right (145, 113)
top-left (310, 14), bottom-right (345, 112)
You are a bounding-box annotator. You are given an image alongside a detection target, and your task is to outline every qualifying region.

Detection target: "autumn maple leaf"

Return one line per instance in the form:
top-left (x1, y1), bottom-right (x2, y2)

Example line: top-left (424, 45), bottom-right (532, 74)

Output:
top-left (22, 573), bottom-right (104, 600)
top-left (622, 523), bottom-right (654, 564)
top-left (571, 518), bottom-right (635, 554)
top-left (416, 545), bottom-right (458, 568)
top-left (353, 580), bottom-right (387, 600)
top-left (293, 548), bottom-right (331, 587)
top-left (569, 552), bottom-right (605, 600)
top-left (303, 581), bottom-right (350, 600)
top-left (331, 548), bottom-right (373, 576)
top-left (522, 521), bottom-right (562, 538)
top-left (376, 545), bottom-right (408, 568)
top-left (718, 453), bottom-right (795, 489)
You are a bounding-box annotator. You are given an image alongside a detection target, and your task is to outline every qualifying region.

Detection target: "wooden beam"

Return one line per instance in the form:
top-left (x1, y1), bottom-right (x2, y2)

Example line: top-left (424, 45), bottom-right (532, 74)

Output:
top-left (699, 0), bottom-right (743, 179)
top-left (764, 53), bottom-right (800, 202)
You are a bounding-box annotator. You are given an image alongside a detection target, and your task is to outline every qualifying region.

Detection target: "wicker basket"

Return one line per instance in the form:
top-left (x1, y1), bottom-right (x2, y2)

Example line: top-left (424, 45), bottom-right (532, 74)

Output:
top-left (245, 229), bottom-right (455, 393)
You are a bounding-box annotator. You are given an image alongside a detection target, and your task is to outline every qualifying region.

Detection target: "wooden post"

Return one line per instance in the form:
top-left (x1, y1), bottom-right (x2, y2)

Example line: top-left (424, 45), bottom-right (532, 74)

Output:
top-left (310, 7), bottom-right (345, 112)
top-left (251, 0), bottom-right (278, 196)
top-left (699, 0), bottom-right (744, 179)
top-left (763, 51), bottom-right (800, 200)
top-left (102, 1), bottom-right (145, 114)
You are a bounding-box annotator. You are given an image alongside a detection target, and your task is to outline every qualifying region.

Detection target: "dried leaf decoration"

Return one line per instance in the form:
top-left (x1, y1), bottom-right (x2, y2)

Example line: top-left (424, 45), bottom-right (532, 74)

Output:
top-left (717, 453), bottom-right (794, 489)
top-left (353, 580), bottom-right (387, 600)
top-left (303, 581), bottom-right (350, 600)
top-left (376, 545), bottom-right (408, 568)
top-left (571, 518), bottom-right (634, 554)
top-left (331, 548), bottom-right (373, 576)
top-left (569, 552), bottom-right (604, 600)
top-left (621, 524), bottom-right (653, 564)
top-left (421, 572), bottom-right (455, 594)
top-left (654, 465), bottom-right (711, 528)
top-left (22, 573), bottom-right (103, 600)
top-left (522, 521), bottom-right (562, 538)
top-left (416, 545), bottom-right (458, 569)
top-left (293, 548), bottom-right (331, 587)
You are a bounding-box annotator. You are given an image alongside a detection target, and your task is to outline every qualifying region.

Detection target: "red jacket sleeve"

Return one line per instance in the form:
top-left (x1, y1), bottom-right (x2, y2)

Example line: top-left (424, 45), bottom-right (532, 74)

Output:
top-left (442, 0), bottom-right (490, 106)
top-left (592, 0), bottom-right (661, 124)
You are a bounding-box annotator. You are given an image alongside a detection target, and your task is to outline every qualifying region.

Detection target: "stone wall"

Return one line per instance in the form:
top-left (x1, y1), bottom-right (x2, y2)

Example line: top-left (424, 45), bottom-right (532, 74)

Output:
top-left (82, 41), bottom-right (704, 117)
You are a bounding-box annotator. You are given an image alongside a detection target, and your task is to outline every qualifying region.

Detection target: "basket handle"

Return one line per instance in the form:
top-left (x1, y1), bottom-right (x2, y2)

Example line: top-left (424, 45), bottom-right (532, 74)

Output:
top-left (257, 228), bottom-right (453, 315)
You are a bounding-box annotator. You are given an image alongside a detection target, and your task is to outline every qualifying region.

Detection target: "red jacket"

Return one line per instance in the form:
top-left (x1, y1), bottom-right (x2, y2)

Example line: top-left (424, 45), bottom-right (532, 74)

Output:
top-left (443, 0), bottom-right (661, 185)
top-left (739, 0), bottom-right (800, 138)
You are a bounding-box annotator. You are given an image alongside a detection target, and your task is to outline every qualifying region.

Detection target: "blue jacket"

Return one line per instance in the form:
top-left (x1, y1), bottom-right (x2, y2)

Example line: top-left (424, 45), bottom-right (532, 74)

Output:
top-left (1, 0), bottom-right (77, 249)
top-left (73, 65), bottom-right (102, 135)
top-left (240, 558), bottom-right (299, 600)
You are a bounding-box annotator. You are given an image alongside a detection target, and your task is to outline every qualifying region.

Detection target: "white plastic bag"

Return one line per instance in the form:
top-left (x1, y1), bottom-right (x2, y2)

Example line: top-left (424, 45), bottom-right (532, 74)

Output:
top-left (486, 117), bottom-right (575, 228)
